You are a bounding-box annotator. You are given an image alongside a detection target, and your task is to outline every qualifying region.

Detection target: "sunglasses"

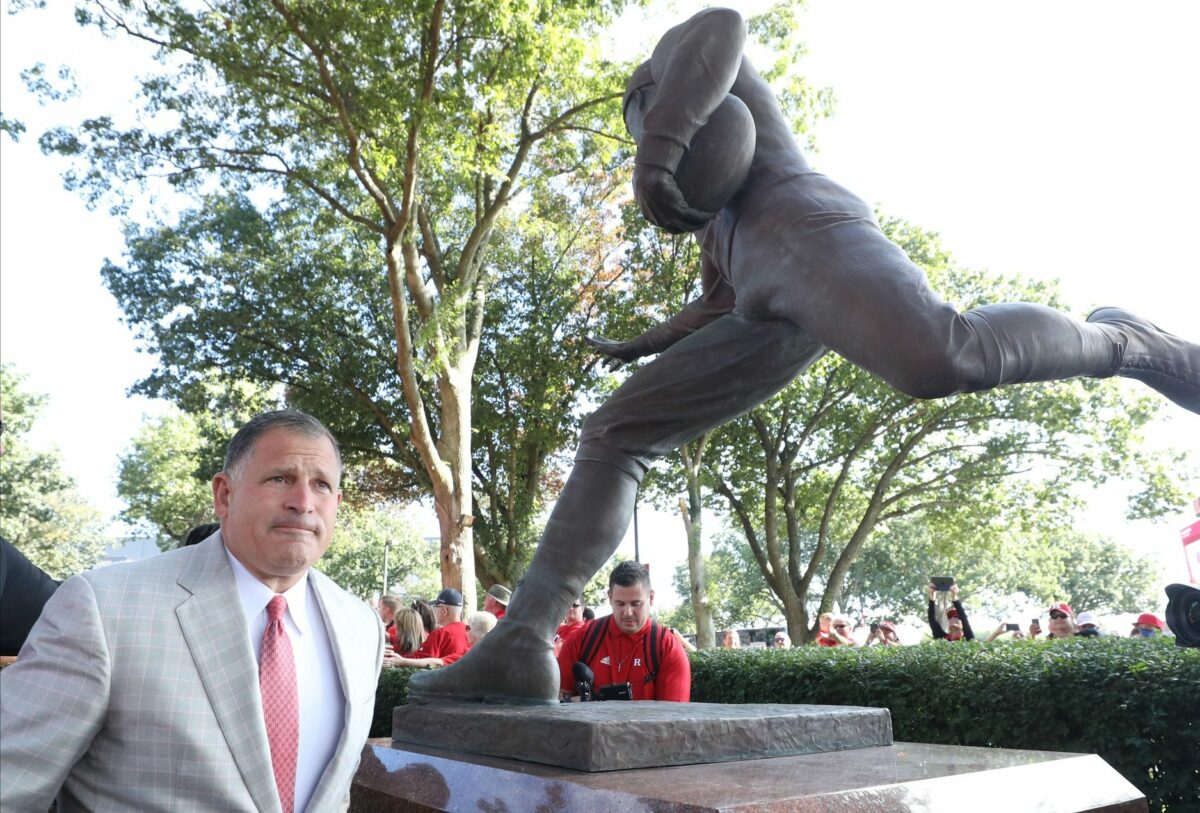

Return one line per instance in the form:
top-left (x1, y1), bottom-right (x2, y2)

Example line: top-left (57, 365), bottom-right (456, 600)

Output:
top-left (833, 624), bottom-right (848, 629)
top-left (570, 602), bottom-right (581, 608)
top-left (1049, 611), bottom-right (1068, 619)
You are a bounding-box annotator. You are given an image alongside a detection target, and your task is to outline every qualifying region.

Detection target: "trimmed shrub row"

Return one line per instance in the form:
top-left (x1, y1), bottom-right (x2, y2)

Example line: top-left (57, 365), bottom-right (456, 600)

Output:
top-left (374, 637), bottom-right (1199, 811)
top-left (692, 638), bottom-right (1198, 812)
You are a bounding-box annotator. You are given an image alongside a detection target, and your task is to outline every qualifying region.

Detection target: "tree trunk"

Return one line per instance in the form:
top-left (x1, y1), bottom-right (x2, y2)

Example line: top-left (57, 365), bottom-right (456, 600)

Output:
top-left (679, 494), bottom-right (715, 649)
top-left (679, 438), bottom-right (715, 649)
top-left (433, 365), bottom-right (477, 611)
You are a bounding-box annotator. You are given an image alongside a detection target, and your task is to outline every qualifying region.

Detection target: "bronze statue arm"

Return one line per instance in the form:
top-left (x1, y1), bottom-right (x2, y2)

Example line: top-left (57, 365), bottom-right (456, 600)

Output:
top-left (639, 7), bottom-right (747, 173)
top-left (588, 258), bottom-right (735, 369)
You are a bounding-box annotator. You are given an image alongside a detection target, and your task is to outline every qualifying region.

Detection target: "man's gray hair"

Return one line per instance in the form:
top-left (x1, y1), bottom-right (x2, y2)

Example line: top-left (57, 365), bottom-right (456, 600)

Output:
top-left (223, 409), bottom-right (342, 479)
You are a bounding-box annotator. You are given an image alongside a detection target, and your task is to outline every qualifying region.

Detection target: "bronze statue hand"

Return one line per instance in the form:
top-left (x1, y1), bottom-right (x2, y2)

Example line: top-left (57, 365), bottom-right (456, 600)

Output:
top-left (585, 335), bottom-right (639, 371)
top-left (632, 164), bottom-right (714, 234)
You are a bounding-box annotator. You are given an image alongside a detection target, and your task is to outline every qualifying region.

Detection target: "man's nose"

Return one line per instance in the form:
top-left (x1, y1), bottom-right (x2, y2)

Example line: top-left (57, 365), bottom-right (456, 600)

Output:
top-left (284, 482), bottom-right (316, 512)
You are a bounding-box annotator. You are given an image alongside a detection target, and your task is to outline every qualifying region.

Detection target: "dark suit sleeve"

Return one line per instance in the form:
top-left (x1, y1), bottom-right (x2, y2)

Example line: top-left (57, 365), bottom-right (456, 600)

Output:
top-left (0, 537), bottom-right (60, 657)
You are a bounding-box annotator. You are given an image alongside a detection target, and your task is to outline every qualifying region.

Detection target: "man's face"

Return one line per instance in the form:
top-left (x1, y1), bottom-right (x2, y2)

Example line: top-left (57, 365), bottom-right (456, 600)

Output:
top-left (1048, 611), bottom-right (1074, 637)
top-left (483, 595), bottom-right (503, 615)
top-left (213, 427), bottom-right (341, 591)
top-left (608, 581), bottom-right (653, 635)
top-left (947, 617), bottom-right (963, 635)
top-left (433, 603), bottom-right (455, 628)
top-left (379, 605), bottom-right (395, 625)
top-left (565, 600), bottom-right (584, 625)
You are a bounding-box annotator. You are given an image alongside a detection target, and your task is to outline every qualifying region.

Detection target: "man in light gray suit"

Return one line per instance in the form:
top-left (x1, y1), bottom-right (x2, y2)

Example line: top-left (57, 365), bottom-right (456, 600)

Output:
top-left (0, 410), bottom-right (384, 812)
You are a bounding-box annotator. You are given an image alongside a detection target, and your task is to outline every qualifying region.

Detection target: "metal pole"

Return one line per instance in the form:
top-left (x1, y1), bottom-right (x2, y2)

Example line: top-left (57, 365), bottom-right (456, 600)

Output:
top-left (633, 499), bottom-right (640, 563)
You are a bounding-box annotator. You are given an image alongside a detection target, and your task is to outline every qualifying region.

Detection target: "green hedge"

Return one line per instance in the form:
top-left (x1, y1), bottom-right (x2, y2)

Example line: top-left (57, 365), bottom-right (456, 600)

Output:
top-left (691, 638), bottom-right (1199, 812)
top-left (373, 638), bottom-right (1199, 811)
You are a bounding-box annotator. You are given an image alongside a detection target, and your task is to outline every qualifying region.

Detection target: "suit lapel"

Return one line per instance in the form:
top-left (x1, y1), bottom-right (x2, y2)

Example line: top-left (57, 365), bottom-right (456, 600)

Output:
top-left (176, 535), bottom-right (280, 813)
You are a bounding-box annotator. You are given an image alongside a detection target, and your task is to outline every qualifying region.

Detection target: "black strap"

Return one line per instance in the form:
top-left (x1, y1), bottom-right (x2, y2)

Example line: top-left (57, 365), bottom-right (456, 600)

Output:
top-left (643, 619), bottom-right (660, 684)
top-left (579, 616), bottom-right (665, 685)
top-left (578, 616), bottom-right (610, 667)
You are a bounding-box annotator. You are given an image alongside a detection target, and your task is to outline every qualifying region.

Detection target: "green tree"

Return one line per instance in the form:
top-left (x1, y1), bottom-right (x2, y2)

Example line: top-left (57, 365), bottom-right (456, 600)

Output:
top-left (469, 171), bottom-right (631, 587)
top-left (36, 0), bottom-right (635, 608)
top-left (118, 409), bottom-right (217, 549)
top-left (316, 502), bottom-right (440, 601)
top-left (0, 364), bottom-right (108, 578)
top-left (1049, 532), bottom-right (1160, 614)
top-left (843, 513), bottom-right (1161, 623)
top-left (698, 217), bottom-right (1189, 644)
top-left (665, 528), bottom-right (780, 635)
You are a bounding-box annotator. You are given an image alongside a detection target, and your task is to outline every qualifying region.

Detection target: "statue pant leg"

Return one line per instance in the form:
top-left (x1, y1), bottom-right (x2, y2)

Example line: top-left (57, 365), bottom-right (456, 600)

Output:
top-left (769, 217), bottom-right (1199, 412)
top-left (408, 314), bottom-right (825, 702)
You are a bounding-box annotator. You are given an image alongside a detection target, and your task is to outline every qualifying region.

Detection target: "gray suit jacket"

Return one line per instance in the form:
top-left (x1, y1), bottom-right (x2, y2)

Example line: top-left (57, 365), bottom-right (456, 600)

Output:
top-left (0, 535), bottom-right (383, 812)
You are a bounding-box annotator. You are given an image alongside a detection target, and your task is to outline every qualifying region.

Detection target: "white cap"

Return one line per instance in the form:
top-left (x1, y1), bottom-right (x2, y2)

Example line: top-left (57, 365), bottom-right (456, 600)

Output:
top-left (1076, 611), bottom-right (1098, 627)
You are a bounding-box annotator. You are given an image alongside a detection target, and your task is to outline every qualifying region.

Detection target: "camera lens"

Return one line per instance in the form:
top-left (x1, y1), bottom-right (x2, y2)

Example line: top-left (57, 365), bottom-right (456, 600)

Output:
top-left (1165, 583), bottom-right (1200, 648)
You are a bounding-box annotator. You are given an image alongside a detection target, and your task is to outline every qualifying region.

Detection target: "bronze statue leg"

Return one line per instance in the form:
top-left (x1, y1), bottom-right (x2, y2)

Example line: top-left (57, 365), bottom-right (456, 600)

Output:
top-left (408, 314), bottom-right (825, 703)
top-left (764, 217), bottom-right (1200, 412)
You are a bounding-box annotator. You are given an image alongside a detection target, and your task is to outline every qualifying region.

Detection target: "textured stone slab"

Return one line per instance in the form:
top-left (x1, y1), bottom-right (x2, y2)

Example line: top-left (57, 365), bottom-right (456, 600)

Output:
top-left (392, 701), bottom-right (892, 771)
top-left (352, 739), bottom-right (1147, 813)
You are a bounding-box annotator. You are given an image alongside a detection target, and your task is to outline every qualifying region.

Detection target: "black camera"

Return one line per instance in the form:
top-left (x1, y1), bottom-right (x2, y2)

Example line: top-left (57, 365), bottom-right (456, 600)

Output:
top-left (596, 682), bottom-right (633, 701)
top-left (1165, 583), bottom-right (1200, 648)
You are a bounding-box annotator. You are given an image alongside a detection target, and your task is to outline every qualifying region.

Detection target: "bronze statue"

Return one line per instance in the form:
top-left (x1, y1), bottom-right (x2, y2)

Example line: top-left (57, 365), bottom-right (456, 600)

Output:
top-left (410, 8), bottom-right (1200, 704)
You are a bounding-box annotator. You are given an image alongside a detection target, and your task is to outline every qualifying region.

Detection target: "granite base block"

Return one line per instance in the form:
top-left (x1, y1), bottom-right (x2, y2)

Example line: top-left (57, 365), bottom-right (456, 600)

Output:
top-left (393, 700), bottom-right (892, 771)
top-left (351, 738), bottom-right (1147, 813)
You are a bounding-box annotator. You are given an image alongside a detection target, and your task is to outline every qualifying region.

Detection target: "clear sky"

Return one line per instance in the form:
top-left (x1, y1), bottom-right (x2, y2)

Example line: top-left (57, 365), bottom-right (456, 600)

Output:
top-left (2, 1), bottom-right (1197, 607)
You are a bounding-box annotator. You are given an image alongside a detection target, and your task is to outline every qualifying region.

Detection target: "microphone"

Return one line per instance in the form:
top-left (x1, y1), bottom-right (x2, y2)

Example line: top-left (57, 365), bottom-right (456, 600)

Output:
top-left (572, 661), bottom-right (594, 702)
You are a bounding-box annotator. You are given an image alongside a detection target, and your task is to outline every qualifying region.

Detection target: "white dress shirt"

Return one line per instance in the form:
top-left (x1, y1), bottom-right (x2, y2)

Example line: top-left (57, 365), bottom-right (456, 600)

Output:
top-left (226, 548), bottom-right (345, 813)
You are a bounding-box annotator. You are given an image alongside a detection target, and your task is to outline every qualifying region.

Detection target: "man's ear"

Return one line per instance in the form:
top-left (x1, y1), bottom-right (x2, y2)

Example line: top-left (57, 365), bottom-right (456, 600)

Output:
top-left (212, 472), bottom-right (232, 520)
top-left (648, 589), bottom-right (655, 607)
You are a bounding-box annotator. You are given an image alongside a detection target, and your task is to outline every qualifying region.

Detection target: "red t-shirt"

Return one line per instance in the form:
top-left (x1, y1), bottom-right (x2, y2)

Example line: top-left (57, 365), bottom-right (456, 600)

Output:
top-left (816, 632), bottom-right (839, 647)
top-left (557, 617), bottom-right (690, 702)
top-left (440, 646), bottom-right (469, 665)
top-left (555, 621), bottom-right (585, 648)
top-left (412, 620), bottom-right (469, 661)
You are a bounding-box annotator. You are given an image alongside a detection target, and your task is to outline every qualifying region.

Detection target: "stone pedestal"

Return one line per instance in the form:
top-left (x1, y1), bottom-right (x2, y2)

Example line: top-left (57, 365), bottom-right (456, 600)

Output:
top-left (392, 700), bottom-right (892, 771)
top-left (351, 738), bottom-right (1147, 813)
top-left (362, 701), bottom-right (1144, 811)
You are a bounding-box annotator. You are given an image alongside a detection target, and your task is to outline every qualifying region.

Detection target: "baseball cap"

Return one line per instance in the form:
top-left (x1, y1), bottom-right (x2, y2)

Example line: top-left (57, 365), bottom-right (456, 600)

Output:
top-left (945, 607), bottom-right (959, 619)
top-left (1135, 612), bottom-right (1163, 630)
top-left (486, 584), bottom-right (511, 606)
top-left (432, 588), bottom-right (463, 607)
top-left (1048, 602), bottom-right (1073, 618)
top-left (1075, 611), bottom-right (1098, 627)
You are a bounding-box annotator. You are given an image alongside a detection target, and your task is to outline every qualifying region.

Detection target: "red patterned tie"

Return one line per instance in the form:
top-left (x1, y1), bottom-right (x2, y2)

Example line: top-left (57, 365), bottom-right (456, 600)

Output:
top-left (260, 595), bottom-right (298, 813)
